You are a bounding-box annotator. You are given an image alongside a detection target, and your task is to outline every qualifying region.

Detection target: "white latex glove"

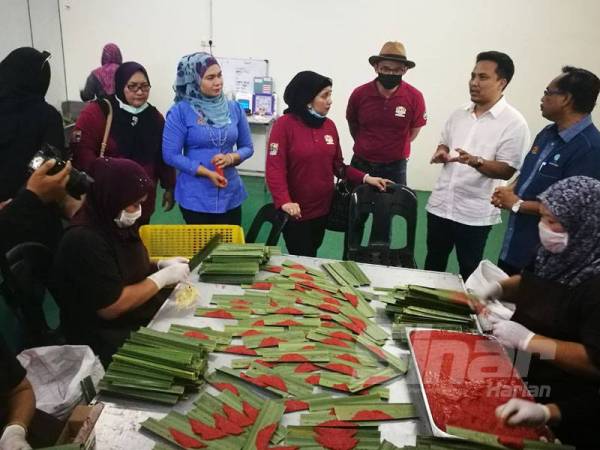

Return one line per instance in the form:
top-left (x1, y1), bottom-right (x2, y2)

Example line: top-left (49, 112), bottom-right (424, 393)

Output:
top-left (490, 315), bottom-right (535, 351)
top-left (157, 256), bottom-right (189, 269)
top-left (478, 300), bottom-right (515, 332)
top-left (486, 300), bottom-right (515, 320)
top-left (147, 263), bottom-right (190, 289)
top-left (0, 424), bottom-right (32, 450)
top-left (472, 280), bottom-right (503, 302)
top-left (496, 398), bottom-right (550, 427)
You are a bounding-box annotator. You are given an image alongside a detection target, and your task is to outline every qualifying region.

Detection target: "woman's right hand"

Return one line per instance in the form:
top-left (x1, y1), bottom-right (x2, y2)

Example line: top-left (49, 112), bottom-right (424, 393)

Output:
top-left (281, 202), bottom-right (302, 219)
top-left (207, 170), bottom-right (228, 188)
top-left (147, 263), bottom-right (190, 289)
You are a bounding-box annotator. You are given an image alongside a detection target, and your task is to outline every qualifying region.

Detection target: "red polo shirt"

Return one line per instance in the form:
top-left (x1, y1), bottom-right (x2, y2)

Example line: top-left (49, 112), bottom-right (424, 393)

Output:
top-left (266, 114), bottom-right (365, 221)
top-left (346, 79), bottom-right (427, 163)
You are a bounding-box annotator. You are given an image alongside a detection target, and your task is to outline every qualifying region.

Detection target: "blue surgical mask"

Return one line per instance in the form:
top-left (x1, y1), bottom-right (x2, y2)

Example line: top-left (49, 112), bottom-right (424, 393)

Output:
top-left (116, 97), bottom-right (149, 115)
top-left (307, 106), bottom-right (326, 119)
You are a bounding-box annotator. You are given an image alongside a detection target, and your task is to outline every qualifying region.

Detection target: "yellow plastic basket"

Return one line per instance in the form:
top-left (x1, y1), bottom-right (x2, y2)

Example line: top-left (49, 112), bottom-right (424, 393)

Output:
top-left (139, 224), bottom-right (245, 259)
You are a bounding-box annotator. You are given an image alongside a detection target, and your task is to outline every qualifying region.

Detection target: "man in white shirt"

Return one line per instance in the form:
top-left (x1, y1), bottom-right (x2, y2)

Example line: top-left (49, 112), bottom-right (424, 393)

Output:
top-left (425, 51), bottom-right (530, 279)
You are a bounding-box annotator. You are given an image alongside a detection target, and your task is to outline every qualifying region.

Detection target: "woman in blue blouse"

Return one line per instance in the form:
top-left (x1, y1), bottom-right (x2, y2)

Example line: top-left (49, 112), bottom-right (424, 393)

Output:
top-left (163, 52), bottom-right (253, 225)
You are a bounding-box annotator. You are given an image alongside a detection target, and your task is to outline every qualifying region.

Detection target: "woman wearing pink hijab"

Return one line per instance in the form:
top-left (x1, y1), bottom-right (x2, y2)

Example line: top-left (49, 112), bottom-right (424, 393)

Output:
top-left (80, 43), bottom-right (122, 101)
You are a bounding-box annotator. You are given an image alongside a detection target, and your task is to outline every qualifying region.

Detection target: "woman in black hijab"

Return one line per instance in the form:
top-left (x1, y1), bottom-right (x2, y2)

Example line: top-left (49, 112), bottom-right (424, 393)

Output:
top-left (265, 71), bottom-right (388, 256)
top-left (70, 61), bottom-right (175, 224)
top-left (51, 157), bottom-right (188, 365)
top-left (0, 47), bottom-right (65, 203)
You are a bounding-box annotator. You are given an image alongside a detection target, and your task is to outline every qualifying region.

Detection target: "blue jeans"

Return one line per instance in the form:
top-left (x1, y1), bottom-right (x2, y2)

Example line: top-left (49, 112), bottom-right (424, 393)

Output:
top-left (350, 156), bottom-right (407, 185)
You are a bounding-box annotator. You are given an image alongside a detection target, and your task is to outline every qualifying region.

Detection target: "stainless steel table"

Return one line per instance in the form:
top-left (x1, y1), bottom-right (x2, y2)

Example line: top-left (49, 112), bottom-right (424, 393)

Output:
top-left (94, 256), bottom-right (464, 449)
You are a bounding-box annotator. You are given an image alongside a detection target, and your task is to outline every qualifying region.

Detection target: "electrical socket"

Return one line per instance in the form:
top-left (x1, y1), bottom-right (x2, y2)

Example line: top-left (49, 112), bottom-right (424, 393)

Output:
top-left (200, 40), bottom-right (214, 48)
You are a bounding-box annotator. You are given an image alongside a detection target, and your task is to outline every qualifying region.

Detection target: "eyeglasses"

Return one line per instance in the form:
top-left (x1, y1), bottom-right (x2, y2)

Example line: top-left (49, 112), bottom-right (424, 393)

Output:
top-left (377, 67), bottom-right (406, 75)
top-left (543, 88), bottom-right (563, 96)
top-left (126, 83), bottom-right (151, 93)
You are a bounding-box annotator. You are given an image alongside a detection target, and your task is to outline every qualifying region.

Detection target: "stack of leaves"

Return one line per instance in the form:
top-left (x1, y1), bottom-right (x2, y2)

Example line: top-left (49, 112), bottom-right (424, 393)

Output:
top-left (399, 429), bottom-right (574, 450)
top-left (192, 261), bottom-right (406, 396)
top-left (141, 259), bottom-right (422, 450)
top-left (198, 243), bottom-right (277, 284)
top-left (321, 260), bottom-right (370, 287)
top-left (377, 285), bottom-right (479, 344)
top-left (207, 372), bottom-right (395, 450)
top-left (141, 372), bottom-right (296, 449)
top-left (98, 327), bottom-right (208, 405)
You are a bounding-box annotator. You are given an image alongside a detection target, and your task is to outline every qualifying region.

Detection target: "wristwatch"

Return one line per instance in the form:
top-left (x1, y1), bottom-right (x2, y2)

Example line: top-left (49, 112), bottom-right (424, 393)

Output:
top-left (511, 199), bottom-right (524, 213)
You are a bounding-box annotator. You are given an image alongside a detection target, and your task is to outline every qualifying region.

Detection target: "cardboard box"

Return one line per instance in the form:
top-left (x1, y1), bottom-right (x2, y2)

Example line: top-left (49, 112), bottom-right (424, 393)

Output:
top-left (41, 403), bottom-right (104, 450)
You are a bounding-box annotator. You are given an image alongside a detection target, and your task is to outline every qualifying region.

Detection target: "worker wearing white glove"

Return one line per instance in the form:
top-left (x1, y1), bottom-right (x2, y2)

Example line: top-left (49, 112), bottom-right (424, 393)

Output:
top-left (489, 315), bottom-right (535, 351)
top-left (486, 300), bottom-right (514, 320)
top-left (156, 257), bottom-right (189, 269)
top-left (0, 424), bottom-right (31, 450)
top-left (147, 263), bottom-right (190, 289)
top-left (472, 280), bottom-right (503, 302)
top-left (477, 297), bottom-right (514, 331)
top-left (496, 398), bottom-right (551, 427)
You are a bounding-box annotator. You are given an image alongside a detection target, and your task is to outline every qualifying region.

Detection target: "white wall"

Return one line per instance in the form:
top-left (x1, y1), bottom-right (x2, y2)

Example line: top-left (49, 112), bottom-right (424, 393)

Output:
top-left (29, 0), bottom-right (67, 110)
top-left (59, 0), bottom-right (211, 112)
top-left (0, 0), bottom-right (32, 59)
top-left (57, 0), bottom-right (600, 190)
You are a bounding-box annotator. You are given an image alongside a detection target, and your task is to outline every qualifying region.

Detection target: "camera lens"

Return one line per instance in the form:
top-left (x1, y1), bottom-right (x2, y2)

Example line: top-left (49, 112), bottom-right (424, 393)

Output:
top-left (66, 169), bottom-right (93, 199)
top-left (30, 156), bottom-right (45, 171)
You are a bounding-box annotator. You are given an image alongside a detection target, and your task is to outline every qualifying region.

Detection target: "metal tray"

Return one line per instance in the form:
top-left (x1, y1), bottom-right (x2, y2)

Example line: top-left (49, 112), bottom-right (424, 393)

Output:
top-left (406, 327), bottom-right (532, 440)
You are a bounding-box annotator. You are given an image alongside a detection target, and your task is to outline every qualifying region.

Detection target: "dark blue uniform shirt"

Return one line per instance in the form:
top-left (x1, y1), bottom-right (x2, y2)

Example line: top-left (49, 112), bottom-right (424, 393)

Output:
top-left (500, 115), bottom-right (600, 269)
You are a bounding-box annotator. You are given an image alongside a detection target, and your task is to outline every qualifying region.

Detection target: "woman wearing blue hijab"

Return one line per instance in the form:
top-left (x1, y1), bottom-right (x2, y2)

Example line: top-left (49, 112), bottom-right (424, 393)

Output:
top-left (162, 52), bottom-right (253, 224)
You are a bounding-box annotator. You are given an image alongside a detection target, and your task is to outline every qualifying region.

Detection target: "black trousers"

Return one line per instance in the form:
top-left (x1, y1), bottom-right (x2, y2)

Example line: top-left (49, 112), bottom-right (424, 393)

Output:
top-left (282, 215), bottom-right (328, 257)
top-left (180, 205), bottom-right (242, 226)
top-left (424, 212), bottom-right (491, 280)
top-left (350, 156), bottom-right (408, 185)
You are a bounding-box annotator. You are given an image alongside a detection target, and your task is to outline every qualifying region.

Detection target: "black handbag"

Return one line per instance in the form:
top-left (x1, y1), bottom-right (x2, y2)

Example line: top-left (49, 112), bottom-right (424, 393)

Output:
top-left (326, 178), bottom-right (352, 232)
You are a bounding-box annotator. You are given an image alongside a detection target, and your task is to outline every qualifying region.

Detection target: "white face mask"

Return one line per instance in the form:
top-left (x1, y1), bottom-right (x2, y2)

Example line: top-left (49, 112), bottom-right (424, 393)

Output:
top-left (114, 206), bottom-right (142, 228)
top-left (538, 221), bottom-right (569, 253)
top-left (116, 96), bottom-right (149, 115)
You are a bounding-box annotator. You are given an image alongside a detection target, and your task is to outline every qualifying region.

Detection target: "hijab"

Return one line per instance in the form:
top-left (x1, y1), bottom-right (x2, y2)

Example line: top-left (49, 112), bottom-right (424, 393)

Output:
top-left (173, 52), bottom-right (231, 127)
top-left (0, 47), bottom-right (50, 102)
top-left (91, 43), bottom-right (122, 96)
top-left (105, 62), bottom-right (162, 163)
top-left (71, 157), bottom-right (152, 241)
top-left (283, 71), bottom-right (332, 128)
top-left (0, 47), bottom-right (62, 201)
top-left (534, 176), bottom-right (600, 287)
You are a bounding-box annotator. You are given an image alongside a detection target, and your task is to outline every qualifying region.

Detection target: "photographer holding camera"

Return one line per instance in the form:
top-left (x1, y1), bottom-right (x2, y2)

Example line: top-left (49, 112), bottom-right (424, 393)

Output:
top-left (0, 160), bottom-right (71, 450)
top-left (0, 47), bottom-right (94, 255)
top-left (0, 159), bottom-right (71, 255)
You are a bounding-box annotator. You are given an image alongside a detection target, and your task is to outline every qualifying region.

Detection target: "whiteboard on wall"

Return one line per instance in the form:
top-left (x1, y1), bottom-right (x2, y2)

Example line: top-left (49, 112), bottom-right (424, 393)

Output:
top-left (219, 57), bottom-right (268, 96)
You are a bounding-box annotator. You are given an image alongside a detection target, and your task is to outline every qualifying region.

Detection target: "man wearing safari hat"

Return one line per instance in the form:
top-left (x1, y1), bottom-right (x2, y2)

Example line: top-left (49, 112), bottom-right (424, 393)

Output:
top-left (346, 41), bottom-right (426, 185)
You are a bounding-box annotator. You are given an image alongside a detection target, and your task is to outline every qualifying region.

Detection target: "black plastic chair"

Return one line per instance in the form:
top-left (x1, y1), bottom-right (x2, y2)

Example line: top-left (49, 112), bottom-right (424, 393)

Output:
top-left (0, 242), bottom-right (62, 348)
top-left (245, 203), bottom-right (289, 246)
top-left (344, 183), bottom-right (417, 268)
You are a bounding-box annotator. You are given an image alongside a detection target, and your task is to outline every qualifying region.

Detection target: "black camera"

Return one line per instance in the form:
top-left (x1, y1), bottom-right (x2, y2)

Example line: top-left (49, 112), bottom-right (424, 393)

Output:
top-left (28, 143), bottom-right (93, 199)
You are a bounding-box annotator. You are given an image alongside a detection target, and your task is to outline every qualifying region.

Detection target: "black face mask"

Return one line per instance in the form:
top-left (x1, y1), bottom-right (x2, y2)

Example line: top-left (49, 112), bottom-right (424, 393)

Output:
top-left (377, 73), bottom-right (402, 90)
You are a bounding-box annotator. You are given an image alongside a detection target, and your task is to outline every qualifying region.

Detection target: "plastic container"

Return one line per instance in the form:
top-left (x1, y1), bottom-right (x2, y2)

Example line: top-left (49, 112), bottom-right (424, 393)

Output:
top-left (139, 224), bottom-right (245, 259)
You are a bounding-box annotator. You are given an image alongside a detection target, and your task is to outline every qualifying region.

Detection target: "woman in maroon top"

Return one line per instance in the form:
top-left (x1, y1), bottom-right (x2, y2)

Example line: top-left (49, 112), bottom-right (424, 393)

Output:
top-left (71, 62), bottom-right (175, 224)
top-left (266, 71), bottom-right (388, 257)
